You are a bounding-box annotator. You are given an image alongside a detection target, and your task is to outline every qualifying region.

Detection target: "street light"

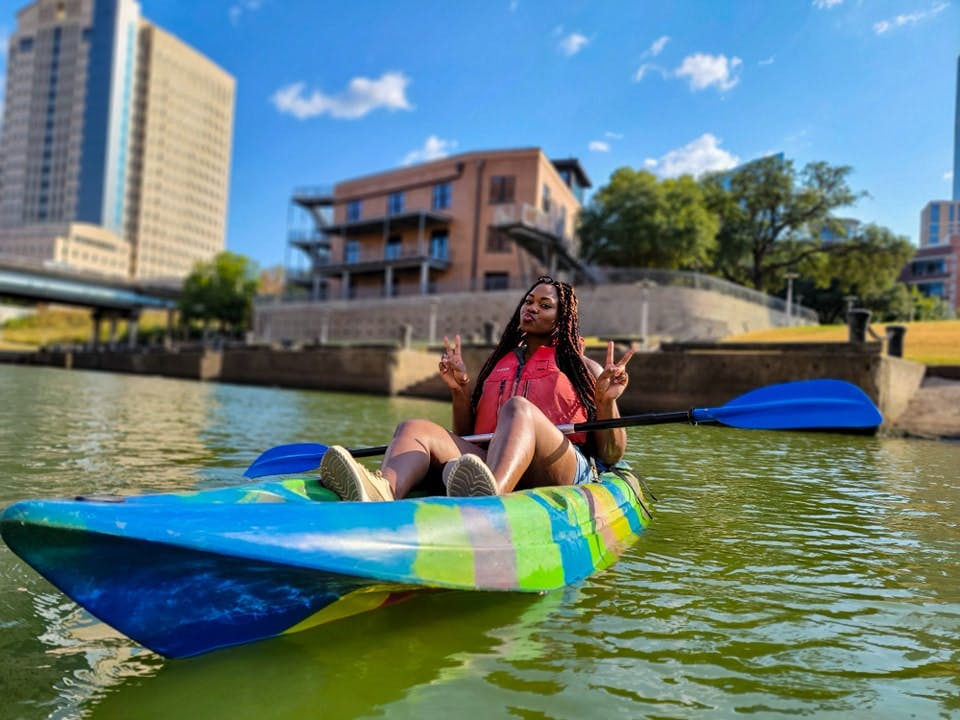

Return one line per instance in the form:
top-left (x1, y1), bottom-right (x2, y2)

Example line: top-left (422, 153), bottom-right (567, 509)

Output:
top-left (784, 272), bottom-right (799, 320)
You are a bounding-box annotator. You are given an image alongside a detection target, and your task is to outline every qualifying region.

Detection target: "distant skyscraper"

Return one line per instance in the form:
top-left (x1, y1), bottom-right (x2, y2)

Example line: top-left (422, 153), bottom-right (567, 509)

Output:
top-left (0, 0), bottom-right (235, 279)
top-left (954, 54), bottom-right (959, 201)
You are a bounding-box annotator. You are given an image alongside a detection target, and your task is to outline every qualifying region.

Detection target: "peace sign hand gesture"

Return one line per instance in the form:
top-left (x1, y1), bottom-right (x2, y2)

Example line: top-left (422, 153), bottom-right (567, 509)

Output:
top-left (439, 334), bottom-right (470, 390)
top-left (595, 341), bottom-right (635, 404)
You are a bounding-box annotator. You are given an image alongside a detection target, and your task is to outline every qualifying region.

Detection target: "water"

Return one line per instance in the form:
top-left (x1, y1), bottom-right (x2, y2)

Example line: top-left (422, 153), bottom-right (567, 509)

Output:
top-left (0, 364), bottom-right (957, 719)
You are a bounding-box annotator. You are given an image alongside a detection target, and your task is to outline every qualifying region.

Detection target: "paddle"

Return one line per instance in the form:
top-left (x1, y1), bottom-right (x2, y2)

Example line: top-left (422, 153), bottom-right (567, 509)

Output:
top-left (243, 379), bottom-right (882, 478)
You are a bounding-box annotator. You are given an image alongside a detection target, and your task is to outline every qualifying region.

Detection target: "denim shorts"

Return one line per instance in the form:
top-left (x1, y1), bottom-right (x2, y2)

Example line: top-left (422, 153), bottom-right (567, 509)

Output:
top-left (573, 446), bottom-right (598, 485)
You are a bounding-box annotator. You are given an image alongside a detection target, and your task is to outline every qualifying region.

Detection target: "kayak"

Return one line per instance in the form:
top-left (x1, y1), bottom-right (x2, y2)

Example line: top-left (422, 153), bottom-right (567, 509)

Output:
top-left (0, 465), bottom-right (653, 658)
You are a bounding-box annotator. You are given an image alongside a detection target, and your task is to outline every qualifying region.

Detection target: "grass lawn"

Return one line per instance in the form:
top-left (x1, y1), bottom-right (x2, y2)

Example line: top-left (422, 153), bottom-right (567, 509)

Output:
top-left (0, 308), bottom-right (171, 349)
top-left (724, 319), bottom-right (960, 365)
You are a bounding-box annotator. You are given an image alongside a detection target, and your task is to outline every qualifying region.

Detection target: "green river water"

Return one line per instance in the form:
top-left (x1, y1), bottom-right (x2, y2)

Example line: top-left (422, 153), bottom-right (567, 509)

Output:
top-left (0, 364), bottom-right (957, 719)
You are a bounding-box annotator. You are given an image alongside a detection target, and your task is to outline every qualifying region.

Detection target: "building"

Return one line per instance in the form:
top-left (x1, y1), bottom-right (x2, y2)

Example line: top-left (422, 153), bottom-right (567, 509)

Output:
top-left (0, 0), bottom-right (234, 280)
top-left (899, 234), bottom-right (959, 314)
top-left (954, 53), bottom-right (959, 201)
top-left (287, 148), bottom-right (592, 300)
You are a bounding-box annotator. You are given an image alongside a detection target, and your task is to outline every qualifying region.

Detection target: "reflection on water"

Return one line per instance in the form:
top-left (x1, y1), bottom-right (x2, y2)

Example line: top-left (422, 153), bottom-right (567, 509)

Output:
top-left (0, 365), bottom-right (958, 719)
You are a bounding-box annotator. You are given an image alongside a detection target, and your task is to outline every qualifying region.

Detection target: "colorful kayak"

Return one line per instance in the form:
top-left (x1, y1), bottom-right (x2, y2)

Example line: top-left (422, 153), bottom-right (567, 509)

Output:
top-left (0, 466), bottom-right (653, 658)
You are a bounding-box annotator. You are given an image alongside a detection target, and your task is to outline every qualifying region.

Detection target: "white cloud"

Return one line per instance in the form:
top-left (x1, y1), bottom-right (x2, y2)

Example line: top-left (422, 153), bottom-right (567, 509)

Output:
top-left (874, 2), bottom-right (948, 34)
top-left (559, 32), bottom-right (589, 56)
top-left (634, 63), bottom-right (668, 82)
top-left (271, 72), bottom-right (412, 120)
top-left (605, 131), bottom-right (624, 139)
top-left (229, 0), bottom-right (262, 26)
top-left (648, 35), bottom-right (670, 57)
top-left (813, 0), bottom-right (844, 9)
top-left (675, 53), bottom-right (743, 91)
top-left (759, 56), bottom-right (775, 65)
top-left (946, 171), bottom-right (955, 182)
top-left (588, 141), bottom-right (611, 152)
top-left (645, 133), bottom-right (740, 178)
top-left (402, 135), bottom-right (458, 165)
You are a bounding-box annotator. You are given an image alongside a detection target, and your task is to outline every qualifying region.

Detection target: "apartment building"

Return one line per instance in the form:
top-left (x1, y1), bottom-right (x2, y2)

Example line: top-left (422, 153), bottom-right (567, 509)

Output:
top-left (0, 0), bottom-right (234, 280)
top-left (288, 147), bottom-right (592, 300)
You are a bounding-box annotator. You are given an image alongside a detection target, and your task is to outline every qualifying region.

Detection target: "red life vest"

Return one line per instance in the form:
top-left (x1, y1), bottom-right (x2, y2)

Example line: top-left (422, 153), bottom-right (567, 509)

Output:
top-left (474, 345), bottom-right (590, 445)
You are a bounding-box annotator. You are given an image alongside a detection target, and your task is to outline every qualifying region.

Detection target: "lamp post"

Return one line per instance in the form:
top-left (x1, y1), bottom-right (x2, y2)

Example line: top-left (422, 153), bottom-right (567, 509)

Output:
top-left (636, 280), bottom-right (656, 351)
top-left (784, 272), bottom-right (799, 320)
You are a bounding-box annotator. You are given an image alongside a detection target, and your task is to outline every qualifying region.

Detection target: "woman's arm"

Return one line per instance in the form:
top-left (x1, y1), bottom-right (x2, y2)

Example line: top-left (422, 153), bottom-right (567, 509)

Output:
top-left (439, 334), bottom-right (475, 436)
top-left (584, 341), bottom-right (635, 466)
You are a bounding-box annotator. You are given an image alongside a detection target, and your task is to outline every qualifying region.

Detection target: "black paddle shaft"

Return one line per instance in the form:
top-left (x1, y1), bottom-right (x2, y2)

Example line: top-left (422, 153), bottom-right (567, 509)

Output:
top-left (346, 410), bottom-right (696, 458)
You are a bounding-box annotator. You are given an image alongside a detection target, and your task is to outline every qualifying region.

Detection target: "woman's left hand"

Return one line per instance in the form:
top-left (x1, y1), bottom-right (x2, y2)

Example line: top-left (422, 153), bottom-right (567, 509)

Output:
top-left (595, 341), bottom-right (635, 403)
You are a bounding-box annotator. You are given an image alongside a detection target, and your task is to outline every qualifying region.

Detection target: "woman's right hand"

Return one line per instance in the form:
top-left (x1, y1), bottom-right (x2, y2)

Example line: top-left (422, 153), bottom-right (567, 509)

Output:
top-left (439, 334), bottom-right (470, 390)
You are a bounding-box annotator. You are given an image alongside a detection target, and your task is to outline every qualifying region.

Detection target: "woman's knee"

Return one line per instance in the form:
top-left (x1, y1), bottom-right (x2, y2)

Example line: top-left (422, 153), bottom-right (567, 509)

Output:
top-left (497, 396), bottom-right (540, 424)
top-left (393, 418), bottom-right (444, 440)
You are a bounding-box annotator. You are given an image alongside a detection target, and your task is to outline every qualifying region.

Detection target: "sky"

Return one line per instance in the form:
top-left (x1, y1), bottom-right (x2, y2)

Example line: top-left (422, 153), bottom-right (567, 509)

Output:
top-left (0, 0), bottom-right (958, 272)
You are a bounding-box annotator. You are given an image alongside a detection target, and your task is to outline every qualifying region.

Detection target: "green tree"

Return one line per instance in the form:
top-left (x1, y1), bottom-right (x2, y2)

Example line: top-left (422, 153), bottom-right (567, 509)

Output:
top-left (789, 224), bottom-right (915, 322)
top-left (578, 168), bottom-right (718, 269)
top-left (179, 252), bottom-right (259, 334)
top-left (701, 155), bottom-right (863, 292)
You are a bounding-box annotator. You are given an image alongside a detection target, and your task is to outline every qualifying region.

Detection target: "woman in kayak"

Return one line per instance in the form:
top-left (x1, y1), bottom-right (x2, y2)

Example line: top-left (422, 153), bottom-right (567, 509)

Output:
top-left (319, 275), bottom-right (634, 500)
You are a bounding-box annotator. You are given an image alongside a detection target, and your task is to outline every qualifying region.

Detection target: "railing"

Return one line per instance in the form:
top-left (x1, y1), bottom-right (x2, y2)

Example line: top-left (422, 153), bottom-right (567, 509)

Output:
top-left (493, 203), bottom-right (573, 247)
top-left (593, 267), bottom-right (819, 321)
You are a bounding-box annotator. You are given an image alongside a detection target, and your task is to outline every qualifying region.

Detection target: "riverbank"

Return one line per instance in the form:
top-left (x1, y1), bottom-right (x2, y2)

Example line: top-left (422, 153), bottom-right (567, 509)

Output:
top-left (1, 340), bottom-right (954, 439)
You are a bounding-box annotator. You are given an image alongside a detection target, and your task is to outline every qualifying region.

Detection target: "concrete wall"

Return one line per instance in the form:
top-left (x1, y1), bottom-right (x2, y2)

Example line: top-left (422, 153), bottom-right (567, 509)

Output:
top-left (1, 341), bottom-right (924, 430)
top-left (254, 283), bottom-right (805, 345)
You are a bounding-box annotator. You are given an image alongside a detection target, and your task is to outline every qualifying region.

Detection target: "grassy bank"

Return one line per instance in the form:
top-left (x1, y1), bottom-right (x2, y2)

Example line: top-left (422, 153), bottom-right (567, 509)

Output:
top-left (0, 308), bottom-right (170, 348)
top-left (724, 320), bottom-right (960, 365)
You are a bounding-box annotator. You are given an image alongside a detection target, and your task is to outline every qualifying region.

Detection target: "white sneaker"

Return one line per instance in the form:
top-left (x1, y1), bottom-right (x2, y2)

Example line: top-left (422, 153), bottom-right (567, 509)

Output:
top-left (319, 446), bottom-right (394, 501)
top-left (445, 454), bottom-right (498, 497)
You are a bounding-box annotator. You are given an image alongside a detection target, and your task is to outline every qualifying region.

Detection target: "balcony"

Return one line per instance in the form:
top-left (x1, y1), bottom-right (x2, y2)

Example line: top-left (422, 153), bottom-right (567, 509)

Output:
top-left (492, 203), bottom-right (593, 280)
top-left (323, 209), bottom-right (452, 237)
top-left (310, 243), bottom-right (450, 277)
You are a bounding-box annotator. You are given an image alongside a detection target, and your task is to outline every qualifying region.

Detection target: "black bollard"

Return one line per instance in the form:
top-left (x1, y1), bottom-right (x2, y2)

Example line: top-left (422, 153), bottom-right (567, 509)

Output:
top-left (847, 308), bottom-right (871, 343)
top-left (885, 325), bottom-right (907, 358)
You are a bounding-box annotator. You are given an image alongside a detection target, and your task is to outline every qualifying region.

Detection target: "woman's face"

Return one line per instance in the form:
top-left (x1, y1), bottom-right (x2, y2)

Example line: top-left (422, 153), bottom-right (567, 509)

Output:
top-left (519, 283), bottom-right (560, 336)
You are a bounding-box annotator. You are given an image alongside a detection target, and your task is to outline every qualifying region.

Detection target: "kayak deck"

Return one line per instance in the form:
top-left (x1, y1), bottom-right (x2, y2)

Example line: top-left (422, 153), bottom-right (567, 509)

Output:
top-left (1, 467), bottom-right (653, 658)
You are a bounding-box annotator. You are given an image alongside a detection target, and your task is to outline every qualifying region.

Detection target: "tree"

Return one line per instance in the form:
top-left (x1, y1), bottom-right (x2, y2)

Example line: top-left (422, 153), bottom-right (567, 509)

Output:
top-left (179, 252), bottom-right (259, 334)
top-left (789, 224), bottom-right (915, 322)
top-left (701, 155), bottom-right (863, 292)
top-left (578, 168), bottom-right (718, 270)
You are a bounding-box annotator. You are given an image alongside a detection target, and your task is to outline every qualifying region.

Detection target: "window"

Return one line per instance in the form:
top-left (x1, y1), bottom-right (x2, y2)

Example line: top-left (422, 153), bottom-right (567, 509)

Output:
top-left (430, 230), bottom-right (448, 260)
top-left (541, 184), bottom-right (551, 213)
top-left (346, 200), bottom-right (362, 222)
top-left (385, 235), bottom-right (402, 260)
top-left (344, 240), bottom-right (360, 263)
top-left (486, 227), bottom-right (512, 253)
top-left (388, 192), bottom-right (404, 215)
top-left (489, 176), bottom-right (515, 204)
top-left (432, 182), bottom-right (451, 210)
top-left (484, 272), bottom-right (510, 290)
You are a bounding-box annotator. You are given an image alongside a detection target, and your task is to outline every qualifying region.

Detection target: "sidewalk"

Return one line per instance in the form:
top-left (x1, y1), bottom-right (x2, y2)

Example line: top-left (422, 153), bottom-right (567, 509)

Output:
top-left (888, 376), bottom-right (960, 440)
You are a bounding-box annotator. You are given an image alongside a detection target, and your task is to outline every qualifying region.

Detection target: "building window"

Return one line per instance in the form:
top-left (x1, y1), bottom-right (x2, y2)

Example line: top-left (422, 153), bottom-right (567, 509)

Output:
top-left (388, 192), bottom-right (404, 216)
top-left (484, 272), bottom-right (510, 290)
top-left (347, 200), bottom-right (362, 222)
top-left (489, 176), bottom-right (515, 204)
top-left (430, 230), bottom-right (448, 260)
top-left (541, 184), bottom-right (551, 213)
top-left (344, 240), bottom-right (360, 263)
top-left (486, 227), bottom-right (512, 253)
top-left (432, 182), bottom-right (451, 210)
top-left (385, 235), bottom-right (402, 260)
top-left (930, 204), bottom-right (940, 221)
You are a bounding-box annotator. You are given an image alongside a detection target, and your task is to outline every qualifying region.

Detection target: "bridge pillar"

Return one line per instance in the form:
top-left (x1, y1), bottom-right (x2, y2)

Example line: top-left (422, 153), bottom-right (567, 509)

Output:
top-left (91, 310), bottom-right (103, 350)
top-left (108, 315), bottom-right (119, 349)
top-left (165, 308), bottom-right (175, 349)
top-left (127, 308), bottom-right (141, 349)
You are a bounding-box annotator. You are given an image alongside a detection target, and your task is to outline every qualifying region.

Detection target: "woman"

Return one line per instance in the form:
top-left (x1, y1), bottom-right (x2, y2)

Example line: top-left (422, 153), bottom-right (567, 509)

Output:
top-left (319, 276), bottom-right (634, 500)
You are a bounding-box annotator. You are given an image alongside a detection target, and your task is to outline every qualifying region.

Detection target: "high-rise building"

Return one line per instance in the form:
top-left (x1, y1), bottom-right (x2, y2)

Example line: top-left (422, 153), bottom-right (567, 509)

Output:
top-left (954, 54), bottom-right (959, 201)
top-left (0, 0), bottom-right (234, 279)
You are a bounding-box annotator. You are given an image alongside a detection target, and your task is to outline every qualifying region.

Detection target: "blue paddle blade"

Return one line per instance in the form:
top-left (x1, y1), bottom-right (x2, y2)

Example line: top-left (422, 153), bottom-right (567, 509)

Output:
top-left (242, 442), bottom-right (329, 478)
top-left (693, 379), bottom-right (883, 430)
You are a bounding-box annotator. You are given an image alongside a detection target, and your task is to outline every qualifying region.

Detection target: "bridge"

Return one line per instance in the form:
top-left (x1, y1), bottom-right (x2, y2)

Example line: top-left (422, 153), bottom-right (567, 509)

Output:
top-left (0, 257), bottom-right (179, 348)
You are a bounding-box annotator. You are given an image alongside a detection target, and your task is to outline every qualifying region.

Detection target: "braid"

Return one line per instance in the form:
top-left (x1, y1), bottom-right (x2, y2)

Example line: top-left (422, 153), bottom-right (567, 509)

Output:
top-left (471, 277), bottom-right (596, 420)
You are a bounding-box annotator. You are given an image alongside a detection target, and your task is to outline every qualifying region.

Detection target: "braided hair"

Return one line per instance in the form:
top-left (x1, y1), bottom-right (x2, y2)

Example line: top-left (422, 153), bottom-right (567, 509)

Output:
top-left (471, 276), bottom-right (597, 420)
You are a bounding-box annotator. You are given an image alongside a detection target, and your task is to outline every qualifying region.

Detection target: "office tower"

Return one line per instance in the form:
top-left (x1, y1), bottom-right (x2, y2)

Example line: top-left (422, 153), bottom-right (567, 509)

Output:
top-left (0, 0), bottom-right (234, 279)
top-left (954, 53), bottom-right (959, 201)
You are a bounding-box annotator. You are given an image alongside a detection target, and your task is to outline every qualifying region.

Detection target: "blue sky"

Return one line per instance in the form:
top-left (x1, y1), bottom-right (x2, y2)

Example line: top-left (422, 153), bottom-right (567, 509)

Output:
top-left (1, 0), bottom-right (958, 271)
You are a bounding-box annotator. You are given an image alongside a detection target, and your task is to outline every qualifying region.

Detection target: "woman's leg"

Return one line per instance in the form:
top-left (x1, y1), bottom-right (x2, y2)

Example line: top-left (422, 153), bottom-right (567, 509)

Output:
top-left (484, 397), bottom-right (580, 494)
top-left (381, 418), bottom-right (483, 498)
